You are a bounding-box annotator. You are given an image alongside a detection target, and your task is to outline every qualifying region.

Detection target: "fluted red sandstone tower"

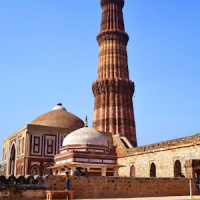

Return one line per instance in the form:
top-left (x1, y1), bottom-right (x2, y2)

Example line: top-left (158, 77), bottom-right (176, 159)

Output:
top-left (92, 0), bottom-right (137, 147)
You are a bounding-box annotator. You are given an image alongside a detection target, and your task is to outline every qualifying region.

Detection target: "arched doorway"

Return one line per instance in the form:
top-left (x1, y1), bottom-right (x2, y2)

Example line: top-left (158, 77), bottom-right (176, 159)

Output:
top-left (174, 160), bottom-right (181, 177)
top-left (130, 165), bottom-right (135, 177)
top-left (43, 164), bottom-right (53, 175)
top-left (9, 144), bottom-right (15, 175)
top-left (150, 162), bottom-right (156, 177)
top-left (31, 166), bottom-right (39, 176)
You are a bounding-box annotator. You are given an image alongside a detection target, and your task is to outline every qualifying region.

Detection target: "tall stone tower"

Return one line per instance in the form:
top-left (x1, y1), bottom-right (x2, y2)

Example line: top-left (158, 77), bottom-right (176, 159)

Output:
top-left (92, 0), bottom-right (137, 147)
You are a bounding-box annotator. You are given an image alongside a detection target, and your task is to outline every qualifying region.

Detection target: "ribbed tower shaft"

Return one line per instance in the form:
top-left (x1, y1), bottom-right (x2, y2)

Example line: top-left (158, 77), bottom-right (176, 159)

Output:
top-left (92, 0), bottom-right (137, 147)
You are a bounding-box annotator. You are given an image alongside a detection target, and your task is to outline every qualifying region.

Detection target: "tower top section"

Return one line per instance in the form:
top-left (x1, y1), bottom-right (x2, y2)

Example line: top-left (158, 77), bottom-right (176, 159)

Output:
top-left (100, 0), bottom-right (124, 7)
top-left (98, 0), bottom-right (127, 45)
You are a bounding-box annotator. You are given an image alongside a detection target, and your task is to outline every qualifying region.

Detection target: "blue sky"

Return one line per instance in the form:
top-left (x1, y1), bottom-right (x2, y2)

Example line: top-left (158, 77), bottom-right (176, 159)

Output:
top-left (0, 0), bottom-right (200, 161)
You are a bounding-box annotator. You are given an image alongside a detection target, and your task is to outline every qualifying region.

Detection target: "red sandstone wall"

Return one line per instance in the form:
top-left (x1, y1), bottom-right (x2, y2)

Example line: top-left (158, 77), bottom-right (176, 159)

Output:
top-left (44, 176), bottom-right (198, 199)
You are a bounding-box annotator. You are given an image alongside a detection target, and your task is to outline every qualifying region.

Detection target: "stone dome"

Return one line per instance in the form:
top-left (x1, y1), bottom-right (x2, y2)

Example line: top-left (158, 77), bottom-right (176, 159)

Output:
top-left (63, 127), bottom-right (108, 147)
top-left (31, 103), bottom-right (84, 129)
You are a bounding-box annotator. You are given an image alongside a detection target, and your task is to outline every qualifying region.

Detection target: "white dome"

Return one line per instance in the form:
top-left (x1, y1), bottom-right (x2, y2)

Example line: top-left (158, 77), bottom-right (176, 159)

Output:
top-left (63, 127), bottom-right (108, 147)
top-left (52, 103), bottom-right (67, 111)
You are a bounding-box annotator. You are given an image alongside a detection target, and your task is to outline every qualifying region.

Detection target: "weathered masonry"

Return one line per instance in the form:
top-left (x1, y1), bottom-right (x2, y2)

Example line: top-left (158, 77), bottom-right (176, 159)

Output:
top-left (92, 0), bottom-right (137, 147)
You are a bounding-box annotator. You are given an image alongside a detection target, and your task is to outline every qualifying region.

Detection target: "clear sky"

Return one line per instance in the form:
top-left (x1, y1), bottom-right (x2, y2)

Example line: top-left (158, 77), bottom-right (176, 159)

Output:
top-left (0, 0), bottom-right (200, 161)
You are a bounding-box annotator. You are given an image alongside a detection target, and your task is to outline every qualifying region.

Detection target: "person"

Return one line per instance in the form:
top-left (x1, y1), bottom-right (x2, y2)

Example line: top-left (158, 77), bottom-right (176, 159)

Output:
top-left (63, 171), bottom-right (70, 191)
top-left (78, 167), bottom-right (82, 176)
top-left (197, 174), bottom-right (200, 194)
top-left (180, 173), bottom-right (185, 178)
top-left (73, 167), bottom-right (81, 176)
top-left (84, 168), bottom-right (89, 177)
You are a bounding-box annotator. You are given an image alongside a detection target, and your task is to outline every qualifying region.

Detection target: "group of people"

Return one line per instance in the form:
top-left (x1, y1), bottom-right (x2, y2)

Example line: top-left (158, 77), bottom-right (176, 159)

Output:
top-left (73, 167), bottom-right (89, 177)
top-left (63, 167), bottom-right (89, 191)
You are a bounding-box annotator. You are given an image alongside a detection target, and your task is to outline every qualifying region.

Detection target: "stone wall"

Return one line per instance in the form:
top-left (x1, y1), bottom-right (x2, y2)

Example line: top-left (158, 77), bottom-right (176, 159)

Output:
top-left (0, 175), bottom-right (50, 199)
top-left (118, 144), bottom-right (200, 177)
top-left (0, 185), bottom-right (48, 199)
top-left (113, 133), bottom-right (200, 178)
top-left (0, 175), bottom-right (198, 199)
top-left (44, 175), bottom-right (198, 199)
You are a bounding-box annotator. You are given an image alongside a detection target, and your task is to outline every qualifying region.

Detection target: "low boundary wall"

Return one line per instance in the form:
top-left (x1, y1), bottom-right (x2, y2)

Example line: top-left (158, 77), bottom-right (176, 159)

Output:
top-left (0, 175), bottom-right (198, 199)
top-left (45, 176), bottom-right (198, 199)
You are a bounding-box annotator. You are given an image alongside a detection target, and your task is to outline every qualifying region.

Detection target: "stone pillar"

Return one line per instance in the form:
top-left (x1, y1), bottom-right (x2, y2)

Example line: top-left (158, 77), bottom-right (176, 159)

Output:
top-left (114, 168), bottom-right (119, 177)
top-left (185, 160), bottom-right (194, 178)
top-left (52, 169), bottom-right (56, 175)
top-left (70, 167), bottom-right (76, 176)
top-left (25, 157), bottom-right (28, 176)
top-left (101, 167), bottom-right (106, 176)
top-left (58, 169), bottom-right (61, 175)
top-left (11, 160), bottom-right (14, 175)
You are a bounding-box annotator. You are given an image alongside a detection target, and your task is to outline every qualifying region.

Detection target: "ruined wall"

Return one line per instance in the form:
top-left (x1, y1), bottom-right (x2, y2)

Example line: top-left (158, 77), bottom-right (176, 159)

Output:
top-left (114, 134), bottom-right (200, 177)
top-left (44, 175), bottom-right (198, 199)
top-left (118, 145), bottom-right (200, 177)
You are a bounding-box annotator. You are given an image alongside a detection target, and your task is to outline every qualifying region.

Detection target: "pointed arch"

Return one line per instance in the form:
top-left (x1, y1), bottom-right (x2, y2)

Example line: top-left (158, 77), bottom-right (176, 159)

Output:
top-left (150, 162), bottom-right (156, 177)
top-left (130, 165), bottom-right (135, 177)
top-left (43, 163), bottom-right (53, 175)
top-left (174, 160), bottom-right (181, 177)
top-left (31, 166), bottom-right (39, 176)
top-left (9, 143), bottom-right (16, 175)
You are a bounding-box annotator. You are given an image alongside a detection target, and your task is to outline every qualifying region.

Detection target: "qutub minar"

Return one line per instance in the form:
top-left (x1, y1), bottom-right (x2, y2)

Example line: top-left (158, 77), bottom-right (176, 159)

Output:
top-left (92, 0), bottom-right (137, 147)
top-left (1, 0), bottom-right (200, 180)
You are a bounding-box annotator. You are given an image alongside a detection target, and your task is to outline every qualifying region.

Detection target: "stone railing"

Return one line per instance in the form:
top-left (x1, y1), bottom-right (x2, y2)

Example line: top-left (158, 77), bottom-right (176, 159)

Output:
top-left (0, 175), bottom-right (46, 184)
top-left (0, 175), bottom-right (50, 199)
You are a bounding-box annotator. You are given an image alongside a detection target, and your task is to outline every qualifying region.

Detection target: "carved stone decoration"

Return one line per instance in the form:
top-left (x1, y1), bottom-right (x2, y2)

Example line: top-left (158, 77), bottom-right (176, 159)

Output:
top-left (7, 175), bottom-right (16, 184)
top-left (92, 0), bottom-right (137, 147)
top-left (17, 175), bottom-right (26, 184)
top-left (0, 175), bottom-right (6, 184)
top-left (25, 175), bottom-right (35, 184)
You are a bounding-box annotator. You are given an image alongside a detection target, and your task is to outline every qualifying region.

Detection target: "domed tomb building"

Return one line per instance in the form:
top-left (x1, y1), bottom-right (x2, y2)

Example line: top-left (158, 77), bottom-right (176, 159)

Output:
top-left (48, 126), bottom-right (124, 176)
top-left (1, 103), bottom-right (84, 176)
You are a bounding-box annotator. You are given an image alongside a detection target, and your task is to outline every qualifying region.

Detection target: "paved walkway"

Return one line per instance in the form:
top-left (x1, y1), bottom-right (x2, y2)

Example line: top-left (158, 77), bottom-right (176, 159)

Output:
top-left (79, 196), bottom-right (200, 200)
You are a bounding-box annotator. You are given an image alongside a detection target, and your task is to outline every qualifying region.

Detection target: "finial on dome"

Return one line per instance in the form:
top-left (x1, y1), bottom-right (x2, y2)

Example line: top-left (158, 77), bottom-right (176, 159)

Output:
top-left (84, 115), bottom-right (88, 127)
top-left (52, 103), bottom-right (67, 111)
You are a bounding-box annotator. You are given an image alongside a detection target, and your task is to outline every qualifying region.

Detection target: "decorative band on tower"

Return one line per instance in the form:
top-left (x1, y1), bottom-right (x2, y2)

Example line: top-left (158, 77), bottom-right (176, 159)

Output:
top-left (92, 0), bottom-right (137, 147)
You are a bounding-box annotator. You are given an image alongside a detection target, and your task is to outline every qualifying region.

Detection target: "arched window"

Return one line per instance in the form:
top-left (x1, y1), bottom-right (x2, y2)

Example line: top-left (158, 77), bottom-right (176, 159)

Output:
top-left (150, 162), bottom-right (156, 177)
top-left (174, 160), bottom-right (181, 177)
top-left (130, 165), bottom-right (135, 177)
top-left (31, 166), bottom-right (39, 176)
